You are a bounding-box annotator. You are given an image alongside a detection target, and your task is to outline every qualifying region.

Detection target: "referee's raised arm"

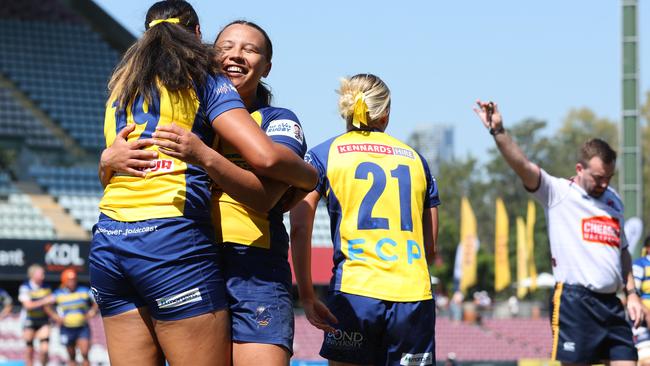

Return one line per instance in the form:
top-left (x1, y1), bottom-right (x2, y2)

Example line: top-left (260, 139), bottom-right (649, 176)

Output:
top-left (473, 100), bottom-right (541, 191)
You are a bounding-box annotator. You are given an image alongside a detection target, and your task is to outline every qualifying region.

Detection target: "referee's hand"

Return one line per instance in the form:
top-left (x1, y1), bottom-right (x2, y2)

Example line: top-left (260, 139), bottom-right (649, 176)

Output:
top-left (627, 291), bottom-right (645, 328)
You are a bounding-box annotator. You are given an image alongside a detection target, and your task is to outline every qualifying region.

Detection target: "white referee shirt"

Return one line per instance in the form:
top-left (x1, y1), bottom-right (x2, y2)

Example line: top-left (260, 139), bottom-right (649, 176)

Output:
top-left (531, 169), bottom-right (627, 294)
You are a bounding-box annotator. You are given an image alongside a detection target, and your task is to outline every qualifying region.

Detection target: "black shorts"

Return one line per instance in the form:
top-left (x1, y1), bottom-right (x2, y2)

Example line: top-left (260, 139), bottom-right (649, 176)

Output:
top-left (23, 318), bottom-right (49, 332)
top-left (550, 283), bottom-right (636, 363)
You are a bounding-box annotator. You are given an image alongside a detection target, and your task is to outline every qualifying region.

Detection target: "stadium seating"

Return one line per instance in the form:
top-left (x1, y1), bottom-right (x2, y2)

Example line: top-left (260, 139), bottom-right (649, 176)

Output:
top-left (0, 88), bottom-right (64, 151)
top-left (0, 18), bottom-right (118, 152)
top-left (0, 192), bottom-right (56, 239)
top-left (27, 166), bottom-right (102, 231)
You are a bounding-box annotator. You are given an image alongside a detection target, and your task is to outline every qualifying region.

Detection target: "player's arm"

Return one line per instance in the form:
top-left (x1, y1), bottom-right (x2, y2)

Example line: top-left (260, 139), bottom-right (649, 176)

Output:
top-left (622, 248), bottom-right (644, 328)
top-left (43, 302), bottom-right (62, 325)
top-left (153, 123), bottom-right (288, 212)
top-left (210, 108), bottom-right (318, 191)
top-left (18, 290), bottom-right (52, 310)
top-left (86, 301), bottom-right (99, 320)
top-left (473, 100), bottom-right (541, 191)
top-left (290, 191), bottom-right (337, 333)
top-left (98, 124), bottom-right (158, 187)
top-left (422, 206), bottom-right (439, 265)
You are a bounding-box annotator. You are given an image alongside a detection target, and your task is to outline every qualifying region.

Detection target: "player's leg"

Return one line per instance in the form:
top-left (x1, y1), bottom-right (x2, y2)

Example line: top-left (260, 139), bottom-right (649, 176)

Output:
top-left (90, 215), bottom-right (164, 366)
top-left (232, 343), bottom-right (289, 366)
top-left (60, 326), bottom-right (77, 366)
top-left (131, 218), bottom-right (230, 365)
top-left (34, 324), bottom-right (50, 366)
top-left (76, 326), bottom-right (91, 366)
top-left (102, 307), bottom-right (164, 366)
top-left (22, 326), bottom-right (35, 366)
top-left (154, 309), bottom-right (231, 366)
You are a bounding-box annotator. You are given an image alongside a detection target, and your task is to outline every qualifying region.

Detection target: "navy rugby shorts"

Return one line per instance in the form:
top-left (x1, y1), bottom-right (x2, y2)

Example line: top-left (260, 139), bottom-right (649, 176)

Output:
top-left (550, 283), bottom-right (636, 363)
top-left (223, 243), bottom-right (294, 353)
top-left (320, 291), bottom-right (435, 366)
top-left (90, 214), bottom-right (227, 321)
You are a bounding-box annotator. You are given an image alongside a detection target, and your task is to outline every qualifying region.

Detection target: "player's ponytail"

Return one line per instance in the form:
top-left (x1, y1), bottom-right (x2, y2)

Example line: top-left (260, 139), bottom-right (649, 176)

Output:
top-left (108, 0), bottom-right (220, 108)
top-left (337, 74), bottom-right (391, 130)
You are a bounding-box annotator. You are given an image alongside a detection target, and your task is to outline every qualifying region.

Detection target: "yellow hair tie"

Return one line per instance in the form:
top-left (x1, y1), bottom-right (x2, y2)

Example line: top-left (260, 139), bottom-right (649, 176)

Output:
top-left (352, 91), bottom-right (368, 128)
top-left (148, 17), bottom-right (181, 28)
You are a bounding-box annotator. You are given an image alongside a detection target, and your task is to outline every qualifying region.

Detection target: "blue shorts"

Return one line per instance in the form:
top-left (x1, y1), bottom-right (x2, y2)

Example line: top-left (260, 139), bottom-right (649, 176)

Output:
top-left (551, 283), bottom-right (636, 363)
top-left (320, 291), bottom-right (435, 366)
top-left (90, 214), bottom-right (227, 321)
top-left (59, 325), bottom-right (90, 346)
top-left (223, 243), bottom-right (294, 353)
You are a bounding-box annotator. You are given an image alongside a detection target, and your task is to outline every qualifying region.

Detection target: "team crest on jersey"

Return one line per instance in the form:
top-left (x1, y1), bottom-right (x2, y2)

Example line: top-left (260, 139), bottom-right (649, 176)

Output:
top-left (253, 305), bottom-right (272, 327)
top-left (582, 216), bottom-right (620, 247)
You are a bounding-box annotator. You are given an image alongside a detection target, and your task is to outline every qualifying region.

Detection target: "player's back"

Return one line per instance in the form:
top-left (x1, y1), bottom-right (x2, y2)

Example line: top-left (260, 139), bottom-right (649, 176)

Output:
top-left (308, 130), bottom-right (439, 302)
top-left (100, 74), bottom-right (243, 222)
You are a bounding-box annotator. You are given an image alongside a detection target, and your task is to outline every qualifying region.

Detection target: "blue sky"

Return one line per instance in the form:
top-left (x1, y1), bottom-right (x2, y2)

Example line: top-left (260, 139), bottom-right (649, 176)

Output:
top-left (94, 1), bottom-right (649, 162)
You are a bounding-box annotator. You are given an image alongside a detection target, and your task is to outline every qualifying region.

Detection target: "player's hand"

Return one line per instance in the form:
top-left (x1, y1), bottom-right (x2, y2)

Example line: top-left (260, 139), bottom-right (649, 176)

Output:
top-left (101, 124), bottom-right (157, 177)
top-left (153, 123), bottom-right (210, 166)
top-left (473, 100), bottom-right (503, 132)
top-left (627, 292), bottom-right (645, 328)
top-left (303, 298), bottom-right (338, 334)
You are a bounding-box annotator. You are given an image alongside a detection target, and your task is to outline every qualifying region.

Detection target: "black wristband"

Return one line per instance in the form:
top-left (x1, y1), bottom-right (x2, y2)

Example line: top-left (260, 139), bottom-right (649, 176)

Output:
top-left (626, 288), bottom-right (640, 297)
top-left (489, 126), bottom-right (505, 136)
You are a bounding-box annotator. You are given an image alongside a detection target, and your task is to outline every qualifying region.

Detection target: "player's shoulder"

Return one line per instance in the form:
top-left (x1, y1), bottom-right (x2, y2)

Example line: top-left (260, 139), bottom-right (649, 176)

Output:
top-left (257, 105), bottom-right (299, 123)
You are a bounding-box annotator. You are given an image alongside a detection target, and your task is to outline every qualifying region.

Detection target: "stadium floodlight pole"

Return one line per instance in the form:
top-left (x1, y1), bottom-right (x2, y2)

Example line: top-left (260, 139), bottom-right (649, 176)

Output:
top-left (620, 0), bottom-right (642, 222)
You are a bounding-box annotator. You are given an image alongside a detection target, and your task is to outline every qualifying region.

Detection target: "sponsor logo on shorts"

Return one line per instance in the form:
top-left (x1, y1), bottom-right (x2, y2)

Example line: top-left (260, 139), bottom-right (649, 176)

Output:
top-left (400, 352), bottom-right (433, 366)
top-left (337, 143), bottom-right (415, 159)
top-left (563, 341), bottom-right (575, 352)
top-left (325, 329), bottom-right (364, 349)
top-left (96, 225), bottom-right (158, 237)
top-left (581, 216), bottom-right (620, 247)
top-left (156, 288), bottom-right (202, 309)
top-left (254, 306), bottom-right (273, 327)
top-left (266, 119), bottom-right (304, 144)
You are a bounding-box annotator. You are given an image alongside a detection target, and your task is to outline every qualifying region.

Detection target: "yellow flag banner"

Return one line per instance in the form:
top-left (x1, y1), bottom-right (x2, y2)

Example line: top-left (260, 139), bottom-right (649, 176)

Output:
top-left (494, 198), bottom-right (511, 292)
top-left (516, 217), bottom-right (528, 299)
top-left (459, 197), bottom-right (478, 294)
top-left (526, 200), bottom-right (537, 292)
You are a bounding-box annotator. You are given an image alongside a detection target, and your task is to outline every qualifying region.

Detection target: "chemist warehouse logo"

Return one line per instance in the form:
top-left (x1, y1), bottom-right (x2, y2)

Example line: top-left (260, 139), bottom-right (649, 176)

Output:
top-left (337, 143), bottom-right (414, 159)
top-left (582, 216), bottom-right (620, 247)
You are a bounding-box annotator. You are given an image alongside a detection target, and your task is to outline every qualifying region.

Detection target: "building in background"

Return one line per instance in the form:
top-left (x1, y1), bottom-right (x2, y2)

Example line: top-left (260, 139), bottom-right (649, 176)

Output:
top-left (407, 124), bottom-right (454, 174)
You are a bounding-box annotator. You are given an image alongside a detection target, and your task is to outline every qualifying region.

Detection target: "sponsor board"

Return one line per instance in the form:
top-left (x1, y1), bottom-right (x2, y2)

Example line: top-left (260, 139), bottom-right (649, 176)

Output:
top-left (0, 239), bottom-right (89, 281)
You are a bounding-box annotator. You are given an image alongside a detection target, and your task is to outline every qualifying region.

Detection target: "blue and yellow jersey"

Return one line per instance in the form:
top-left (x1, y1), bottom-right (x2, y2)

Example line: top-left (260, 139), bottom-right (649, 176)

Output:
top-left (306, 130), bottom-right (440, 302)
top-left (53, 286), bottom-right (93, 328)
top-left (212, 106), bottom-right (306, 255)
top-left (18, 281), bottom-right (51, 321)
top-left (633, 256), bottom-right (650, 308)
top-left (100, 74), bottom-right (245, 222)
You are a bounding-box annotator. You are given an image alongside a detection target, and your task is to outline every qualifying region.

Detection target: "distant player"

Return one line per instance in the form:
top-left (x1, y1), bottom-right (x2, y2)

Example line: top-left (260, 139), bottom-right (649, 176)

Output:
top-left (291, 73), bottom-right (440, 365)
top-left (0, 287), bottom-right (12, 319)
top-left (633, 236), bottom-right (650, 366)
top-left (475, 100), bottom-right (643, 365)
top-left (47, 269), bottom-right (98, 366)
top-left (18, 264), bottom-right (52, 366)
